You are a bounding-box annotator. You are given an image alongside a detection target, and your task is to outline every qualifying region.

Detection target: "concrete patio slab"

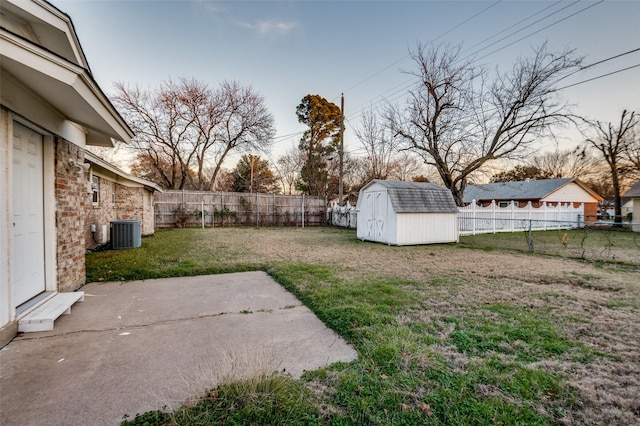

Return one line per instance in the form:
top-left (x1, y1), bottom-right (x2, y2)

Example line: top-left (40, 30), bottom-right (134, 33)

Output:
top-left (0, 271), bottom-right (358, 426)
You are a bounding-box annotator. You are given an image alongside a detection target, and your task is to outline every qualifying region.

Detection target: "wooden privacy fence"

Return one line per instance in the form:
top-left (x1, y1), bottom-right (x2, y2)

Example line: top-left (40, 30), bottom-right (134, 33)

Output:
top-left (155, 190), bottom-right (327, 228)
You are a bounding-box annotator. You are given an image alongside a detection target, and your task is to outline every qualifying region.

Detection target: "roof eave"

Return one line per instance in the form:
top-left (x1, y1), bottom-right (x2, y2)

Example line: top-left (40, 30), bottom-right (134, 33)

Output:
top-left (84, 151), bottom-right (163, 193)
top-left (1, 29), bottom-right (133, 143)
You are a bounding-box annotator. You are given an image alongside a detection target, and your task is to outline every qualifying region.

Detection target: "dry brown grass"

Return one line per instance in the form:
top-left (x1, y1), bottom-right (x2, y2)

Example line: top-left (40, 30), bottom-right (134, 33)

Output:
top-left (192, 227), bottom-right (640, 424)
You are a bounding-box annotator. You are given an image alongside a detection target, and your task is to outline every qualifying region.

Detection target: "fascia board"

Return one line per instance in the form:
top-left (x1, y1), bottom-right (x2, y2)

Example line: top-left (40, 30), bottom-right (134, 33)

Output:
top-left (1, 30), bottom-right (133, 142)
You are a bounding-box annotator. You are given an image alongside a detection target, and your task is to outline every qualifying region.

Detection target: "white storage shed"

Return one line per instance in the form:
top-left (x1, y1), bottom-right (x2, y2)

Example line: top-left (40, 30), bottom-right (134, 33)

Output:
top-left (356, 180), bottom-right (459, 245)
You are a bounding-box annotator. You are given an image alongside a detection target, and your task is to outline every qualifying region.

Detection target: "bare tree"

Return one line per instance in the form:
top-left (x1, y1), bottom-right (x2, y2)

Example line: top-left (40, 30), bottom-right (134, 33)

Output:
top-left (387, 42), bottom-right (582, 205)
top-left (387, 152), bottom-right (430, 182)
top-left (275, 145), bottom-right (304, 195)
top-left (623, 123), bottom-right (640, 173)
top-left (531, 148), bottom-right (596, 179)
top-left (354, 108), bottom-right (398, 182)
top-left (112, 78), bottom-right (274, 190)
top-left (583, 109), bottom-right (639, 224)
top-left (208, 81), bottom-right (276, 190)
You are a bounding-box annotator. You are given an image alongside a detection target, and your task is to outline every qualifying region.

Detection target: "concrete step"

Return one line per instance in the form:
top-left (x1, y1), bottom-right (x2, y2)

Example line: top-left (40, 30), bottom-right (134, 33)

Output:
top-left (18, 292), bottom-right (84, 332)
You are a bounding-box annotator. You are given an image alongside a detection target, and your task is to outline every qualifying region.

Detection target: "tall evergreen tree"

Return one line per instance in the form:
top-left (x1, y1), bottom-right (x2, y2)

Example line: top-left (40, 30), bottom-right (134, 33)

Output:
top-left (295, 94), bottom-right (341, 196)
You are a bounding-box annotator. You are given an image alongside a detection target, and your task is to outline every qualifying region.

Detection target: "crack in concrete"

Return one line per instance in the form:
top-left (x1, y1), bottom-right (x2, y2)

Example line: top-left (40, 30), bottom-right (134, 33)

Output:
top-left (14, 304), bottom-right (304, 341)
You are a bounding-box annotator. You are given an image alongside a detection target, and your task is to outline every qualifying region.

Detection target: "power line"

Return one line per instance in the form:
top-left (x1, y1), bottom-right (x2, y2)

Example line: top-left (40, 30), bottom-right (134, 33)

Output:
top-left (345, 0), bottom-right (606, 124)
top-left (460, 0), bottom-right (581, 61)
top-left (345, 1), bottom-right (581, 117)
top-left (339, 1), bottom-right (502, 97)
top-left (460, 1), bottom-right (564, 54)
top-left (557, 63), bottom-right (640, 90)
top-left (473, 0), bottom-right (605, 63)
top-left (341, 59), bottom-right (640, 159)
top-left (553, 47), bottom-right (640, 85)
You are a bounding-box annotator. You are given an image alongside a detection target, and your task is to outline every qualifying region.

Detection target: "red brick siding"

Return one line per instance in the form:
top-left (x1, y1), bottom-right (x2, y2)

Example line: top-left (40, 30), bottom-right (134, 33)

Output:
top-left (84, 177), bottom-right (117, 249)
top-left (84, 177), bottom-right (155, 250)
top-left (55, 138), bottom-right (85, 291)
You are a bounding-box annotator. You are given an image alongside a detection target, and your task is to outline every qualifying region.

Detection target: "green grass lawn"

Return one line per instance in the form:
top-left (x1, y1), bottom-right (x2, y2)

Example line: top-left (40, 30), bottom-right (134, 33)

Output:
top-left (87, 227), bottom-right (639, 425)
top-left (459, 227), bottom-right (640, 265)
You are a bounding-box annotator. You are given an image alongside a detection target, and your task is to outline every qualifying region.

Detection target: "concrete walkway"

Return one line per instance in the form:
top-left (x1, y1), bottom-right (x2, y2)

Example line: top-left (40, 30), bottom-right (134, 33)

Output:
top-left (0, 272), bottom-right (357, 426)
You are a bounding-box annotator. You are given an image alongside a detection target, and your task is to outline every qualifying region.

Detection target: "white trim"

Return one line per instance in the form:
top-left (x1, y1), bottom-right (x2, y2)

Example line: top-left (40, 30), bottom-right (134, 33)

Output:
top-left (84, 151), bottom-right (163, 192)
top-left (42, 134), bottom-right (57, 292)
top-left (1, 29), bottom-right (133, 143)
top-left (3, 0), bottom-right (90, 69)
top-left (0, 110), bottom-right (14, 327)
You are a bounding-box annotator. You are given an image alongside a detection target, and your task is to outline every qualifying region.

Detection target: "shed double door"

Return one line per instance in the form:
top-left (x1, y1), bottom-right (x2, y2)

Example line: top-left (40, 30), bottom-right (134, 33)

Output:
top-left (365, 190), bottom-right (387, 241)
top-left (12, 122), bottom-right (46, 306)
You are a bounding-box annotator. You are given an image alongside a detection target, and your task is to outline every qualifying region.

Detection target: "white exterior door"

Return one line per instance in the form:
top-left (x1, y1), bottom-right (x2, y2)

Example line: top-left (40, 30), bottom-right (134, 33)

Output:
top-left (374, 191), bottom-right (386, 240)
top-left (12, 122), bottom-right (46, 306)
top-left (365, 192), bottom-right (375, 238)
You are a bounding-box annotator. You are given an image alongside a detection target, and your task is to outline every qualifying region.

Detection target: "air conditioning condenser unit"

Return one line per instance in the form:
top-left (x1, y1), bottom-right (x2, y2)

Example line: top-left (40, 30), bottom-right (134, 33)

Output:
top-left (110, 220), bottom-right (141, 249)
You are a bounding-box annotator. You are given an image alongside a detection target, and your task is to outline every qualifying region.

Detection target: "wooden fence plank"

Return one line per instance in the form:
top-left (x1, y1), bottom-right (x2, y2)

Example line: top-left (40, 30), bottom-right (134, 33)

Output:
top-left (155, 190), bottom-right (327, 227)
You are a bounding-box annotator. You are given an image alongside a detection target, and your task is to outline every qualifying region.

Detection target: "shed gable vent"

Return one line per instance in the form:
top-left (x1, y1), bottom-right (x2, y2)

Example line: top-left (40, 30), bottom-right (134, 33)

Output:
top-left (110, 220), bottom-right (141, 249)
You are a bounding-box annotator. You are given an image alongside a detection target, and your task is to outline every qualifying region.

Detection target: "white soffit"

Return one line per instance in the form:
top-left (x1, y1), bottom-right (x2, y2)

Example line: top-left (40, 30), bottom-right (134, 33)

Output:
top-left (1, 31), bottom-right (132, 145)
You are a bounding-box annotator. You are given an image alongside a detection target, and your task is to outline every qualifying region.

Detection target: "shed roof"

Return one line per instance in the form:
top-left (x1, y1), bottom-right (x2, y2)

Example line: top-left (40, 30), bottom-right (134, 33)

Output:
top-left (463, 178), bottom-right (602, 203)
top-left (623, 180), bottom-right (640, 198)
top-left (362, 180), bottom-right (459, 213)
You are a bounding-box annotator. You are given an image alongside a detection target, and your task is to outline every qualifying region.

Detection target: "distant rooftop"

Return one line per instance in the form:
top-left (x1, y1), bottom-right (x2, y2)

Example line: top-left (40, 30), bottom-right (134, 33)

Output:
top-left (623, 180), bottom-right (640, 198)
top-left (463, 178), bottom-right (578, 203)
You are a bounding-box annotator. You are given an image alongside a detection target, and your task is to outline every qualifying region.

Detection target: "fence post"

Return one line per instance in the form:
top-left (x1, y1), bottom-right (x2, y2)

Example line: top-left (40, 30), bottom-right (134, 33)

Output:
top-left (510, 201), bottom-right (515, 232)
top-left (302, 194), bottom-right (305, 228)
top-left (221, 191), bottom-right (224, 227)
top-left (471, 200), bottom-right (476, 235)
top-left (256, 192), bottom-right (259, 227)
top-left (201, 200), bottom-right (204, 229)
top-left (491, 200), bottom-right (496, 234)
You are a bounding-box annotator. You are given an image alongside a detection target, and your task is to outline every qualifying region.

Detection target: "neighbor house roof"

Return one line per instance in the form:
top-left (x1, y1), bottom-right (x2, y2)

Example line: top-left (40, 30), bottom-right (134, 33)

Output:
top-left (463, 178), bottom-right (602, 203)
top-left (623, 180), bottom-right (640, 198)
top-left (363, 180), bottom-right (459, 213)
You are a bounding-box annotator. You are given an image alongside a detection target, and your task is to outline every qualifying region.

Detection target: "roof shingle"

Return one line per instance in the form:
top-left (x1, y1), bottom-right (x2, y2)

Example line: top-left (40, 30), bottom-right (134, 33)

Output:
top-left (366, 180), bottom-right (459, 213)
top-left (463, 178), bottom-right (575, 203)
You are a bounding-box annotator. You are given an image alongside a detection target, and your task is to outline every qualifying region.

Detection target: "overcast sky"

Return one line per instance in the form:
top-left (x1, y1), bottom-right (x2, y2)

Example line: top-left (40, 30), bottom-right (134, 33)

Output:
top-left (54, 0), bottom-right (640, 165)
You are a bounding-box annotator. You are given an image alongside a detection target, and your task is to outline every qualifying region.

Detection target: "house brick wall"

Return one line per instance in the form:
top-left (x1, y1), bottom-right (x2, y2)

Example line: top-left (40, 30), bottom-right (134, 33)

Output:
top-left (84, 175), bottom-right (156, 250)
top-left (116, 185), bottom-right (155, 236)
top-left (55, 137), bottom-right (86, 291)
top-left (84, 176), bottom-right (116, 249)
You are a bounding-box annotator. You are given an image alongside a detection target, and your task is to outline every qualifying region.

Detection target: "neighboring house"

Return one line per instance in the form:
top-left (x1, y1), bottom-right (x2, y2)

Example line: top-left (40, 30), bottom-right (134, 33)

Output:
top-left (463, 178), bottom-right (603, 221)
top-left (621, 199), bottom-right (633, 217)
top-left (356, 180), bottom-right (459, 245)
top-left (1, 0), bottom-right (134, 346)
top-left (623, 180), bottom-right (640, 232)
top-left (84, 151), bottom-right (162, 249)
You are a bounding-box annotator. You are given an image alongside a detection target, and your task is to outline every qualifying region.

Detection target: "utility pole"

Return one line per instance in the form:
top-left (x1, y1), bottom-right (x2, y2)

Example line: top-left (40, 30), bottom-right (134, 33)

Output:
top-left (250, 155), bottom-right (255, 193)
top-left (338, 93), bottom-right (344, 206)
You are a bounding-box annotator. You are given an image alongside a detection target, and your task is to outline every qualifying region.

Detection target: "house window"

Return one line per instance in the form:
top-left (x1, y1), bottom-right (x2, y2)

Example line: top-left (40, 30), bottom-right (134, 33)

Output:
top-left (498, 201), bottom-right (515, 208)
top-left (92, 175), bottom-right (99, 205)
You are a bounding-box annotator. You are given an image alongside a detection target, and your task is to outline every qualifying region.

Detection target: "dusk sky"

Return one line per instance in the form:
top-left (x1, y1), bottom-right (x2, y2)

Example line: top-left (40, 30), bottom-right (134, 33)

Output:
top-left (54, 0), bottom-right (639, 167)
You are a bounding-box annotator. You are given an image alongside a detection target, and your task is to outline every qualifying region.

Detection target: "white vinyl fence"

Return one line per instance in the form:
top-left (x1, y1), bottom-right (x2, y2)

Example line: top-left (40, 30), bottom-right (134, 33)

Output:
top-left (328, 200), bottom-right (585, 235)
top-left (327, 201), bottom-right (358, 228)
top-left (457, 200), bottom-right (584, 236)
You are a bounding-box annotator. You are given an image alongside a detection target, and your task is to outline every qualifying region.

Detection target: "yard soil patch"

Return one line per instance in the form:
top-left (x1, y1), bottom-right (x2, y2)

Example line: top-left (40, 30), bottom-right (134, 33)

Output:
top-left (204, 227), bottom-right (639, 424)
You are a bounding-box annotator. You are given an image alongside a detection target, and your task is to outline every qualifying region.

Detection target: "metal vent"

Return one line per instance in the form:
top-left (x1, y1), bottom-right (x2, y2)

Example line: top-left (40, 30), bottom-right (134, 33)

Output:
top-left (110, 220), bottom-right (141, 249)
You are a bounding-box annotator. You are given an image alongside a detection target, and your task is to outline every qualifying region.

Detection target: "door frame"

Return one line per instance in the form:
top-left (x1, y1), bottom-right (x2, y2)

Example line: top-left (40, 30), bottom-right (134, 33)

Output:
top-left (12, 115), bottom-right (57, 306)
